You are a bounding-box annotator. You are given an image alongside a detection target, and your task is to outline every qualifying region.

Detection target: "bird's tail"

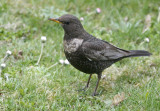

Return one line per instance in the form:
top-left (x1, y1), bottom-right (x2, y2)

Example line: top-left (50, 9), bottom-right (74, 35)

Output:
top-left (127, 50), bottom-right (152, 57)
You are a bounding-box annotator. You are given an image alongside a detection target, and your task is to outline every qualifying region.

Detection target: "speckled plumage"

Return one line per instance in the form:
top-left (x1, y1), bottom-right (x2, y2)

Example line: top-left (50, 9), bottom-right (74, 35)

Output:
top-left (49, 14), bottom-right (151, 96)
top-left (64, 36), bottom-right (118, 74)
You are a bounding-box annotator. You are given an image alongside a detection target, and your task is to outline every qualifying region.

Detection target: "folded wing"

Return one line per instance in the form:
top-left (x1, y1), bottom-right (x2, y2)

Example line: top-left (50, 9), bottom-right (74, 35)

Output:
top-left (81, 38), bottom-right (129, 61)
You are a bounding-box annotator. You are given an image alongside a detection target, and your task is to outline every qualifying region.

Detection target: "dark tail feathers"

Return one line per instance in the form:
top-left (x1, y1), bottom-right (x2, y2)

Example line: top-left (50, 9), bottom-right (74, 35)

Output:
top-left (127, 50), bottom-right (152, 57)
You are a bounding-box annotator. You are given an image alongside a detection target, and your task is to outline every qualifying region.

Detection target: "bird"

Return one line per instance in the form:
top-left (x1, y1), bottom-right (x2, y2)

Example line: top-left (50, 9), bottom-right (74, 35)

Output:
top-left (49, 14), bottom-right (151, 96)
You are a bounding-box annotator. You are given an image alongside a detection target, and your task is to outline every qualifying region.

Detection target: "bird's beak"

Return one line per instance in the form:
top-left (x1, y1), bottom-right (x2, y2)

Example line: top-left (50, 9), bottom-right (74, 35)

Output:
top-left (48, 18), bottom-right (62, 24)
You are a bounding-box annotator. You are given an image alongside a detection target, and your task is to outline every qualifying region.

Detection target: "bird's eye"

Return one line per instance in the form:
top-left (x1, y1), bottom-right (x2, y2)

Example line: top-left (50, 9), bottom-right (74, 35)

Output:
top-left (61, 21), bottom-right (69, 25)
top-left (65, 22), bottom-right (69, 25)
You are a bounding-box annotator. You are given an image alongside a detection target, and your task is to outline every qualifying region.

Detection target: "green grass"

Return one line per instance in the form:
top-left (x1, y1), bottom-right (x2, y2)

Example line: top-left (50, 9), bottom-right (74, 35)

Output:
top-left (0, 0), bottom-right (160, 110)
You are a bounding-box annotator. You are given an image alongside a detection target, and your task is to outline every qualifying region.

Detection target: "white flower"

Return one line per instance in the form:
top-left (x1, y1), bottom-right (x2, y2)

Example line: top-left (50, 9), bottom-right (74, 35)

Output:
top-left (41, 36), bottom-right (47, 43)
top-left (96, 8), bottom-right (101, 14)
top-left (102, 75), bottom-right (106, 79)
top-left (59, 59), bottom-right (64, 64)
top-left (80, 17), bottom-right (84, 21)
top-left (124, 16), bottom-right (128, 22)
top-left (59, 59), bottom-right (70, 65)
top-left (1, 63), bottom-right (6, 68)
top-left (6, 50), bottom-right (12, 56)
top-left (144, 38), bottom-right (150, 42)
top-left (64, 59), bottom-right (70, 65)
top-left (22, 36), bottom-right (26, 41)
top-left (4, 73), bottom-right (10, 81)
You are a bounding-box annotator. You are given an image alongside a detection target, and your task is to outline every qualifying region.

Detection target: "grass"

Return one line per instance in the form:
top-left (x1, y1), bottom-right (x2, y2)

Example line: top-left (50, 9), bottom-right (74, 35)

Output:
top-left (0, 0), bottom-right (160, 110)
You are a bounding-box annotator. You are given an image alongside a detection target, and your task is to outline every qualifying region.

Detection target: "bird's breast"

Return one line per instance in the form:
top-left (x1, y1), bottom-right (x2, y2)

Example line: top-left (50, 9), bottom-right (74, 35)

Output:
top-left (63, 38), bottom-right (84, 53)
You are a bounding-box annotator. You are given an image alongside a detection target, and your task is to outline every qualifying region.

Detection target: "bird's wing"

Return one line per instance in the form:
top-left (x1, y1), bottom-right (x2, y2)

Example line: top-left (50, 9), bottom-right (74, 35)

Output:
top-left (81, 38), bottom-right (129, 61)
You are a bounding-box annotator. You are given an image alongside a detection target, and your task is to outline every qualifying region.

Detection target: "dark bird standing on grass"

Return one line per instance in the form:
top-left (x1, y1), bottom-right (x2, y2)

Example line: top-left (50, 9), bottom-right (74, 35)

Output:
top-left (49, 14), bottom-right (151, 96)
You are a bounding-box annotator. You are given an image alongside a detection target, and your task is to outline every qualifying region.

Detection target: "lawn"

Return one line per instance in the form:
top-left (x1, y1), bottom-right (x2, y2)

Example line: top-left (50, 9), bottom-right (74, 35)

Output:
top-left (0, 0), bottom-right (160, 110)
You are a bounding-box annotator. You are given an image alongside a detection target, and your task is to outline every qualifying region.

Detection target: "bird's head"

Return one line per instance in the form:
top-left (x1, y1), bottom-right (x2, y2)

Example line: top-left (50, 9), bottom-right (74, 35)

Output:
top-left (49, 14), bottom-right (84, 35)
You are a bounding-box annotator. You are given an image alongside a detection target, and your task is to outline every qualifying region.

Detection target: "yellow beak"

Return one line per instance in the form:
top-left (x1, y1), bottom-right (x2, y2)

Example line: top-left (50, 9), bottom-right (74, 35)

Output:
top-left (48, 18), bottom-right (62, 24)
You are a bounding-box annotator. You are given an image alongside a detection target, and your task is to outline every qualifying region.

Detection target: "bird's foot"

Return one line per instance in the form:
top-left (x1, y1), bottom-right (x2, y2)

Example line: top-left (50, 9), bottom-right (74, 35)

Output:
top-left (77, 86), bottom-right (88, 92)
top-left (92, 92), bottom-right (98, 96)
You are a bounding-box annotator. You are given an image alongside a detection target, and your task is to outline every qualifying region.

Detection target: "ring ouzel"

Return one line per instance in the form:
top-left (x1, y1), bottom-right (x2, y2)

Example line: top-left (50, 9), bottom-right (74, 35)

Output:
top-left (49, 14), bottom-right (151, 96)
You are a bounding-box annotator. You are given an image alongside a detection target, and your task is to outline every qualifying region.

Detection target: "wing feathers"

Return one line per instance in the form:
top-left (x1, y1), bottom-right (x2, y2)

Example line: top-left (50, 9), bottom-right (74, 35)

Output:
top-left (82, 39), bottom-right (129, 61)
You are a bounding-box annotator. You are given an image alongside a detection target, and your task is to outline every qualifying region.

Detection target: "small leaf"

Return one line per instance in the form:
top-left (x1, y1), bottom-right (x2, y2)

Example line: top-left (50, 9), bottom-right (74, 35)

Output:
top-left (112, 92), bottom-right (125, 105)
top-left (145, 91), bottom-right (149, 99)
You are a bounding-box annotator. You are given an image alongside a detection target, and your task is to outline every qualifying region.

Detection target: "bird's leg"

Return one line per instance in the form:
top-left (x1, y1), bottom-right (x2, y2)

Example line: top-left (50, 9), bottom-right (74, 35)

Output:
top-left (78, 74), bottom-right (92, 91)
top-left (92, 73), bottom-right (102, 96)
top-left (84, 74), bottom-right (92, 89)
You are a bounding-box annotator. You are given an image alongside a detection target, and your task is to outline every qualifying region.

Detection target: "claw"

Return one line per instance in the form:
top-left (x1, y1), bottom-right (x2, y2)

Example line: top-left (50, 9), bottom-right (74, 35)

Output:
top-left (77, 86), bottom-right (88, 92)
